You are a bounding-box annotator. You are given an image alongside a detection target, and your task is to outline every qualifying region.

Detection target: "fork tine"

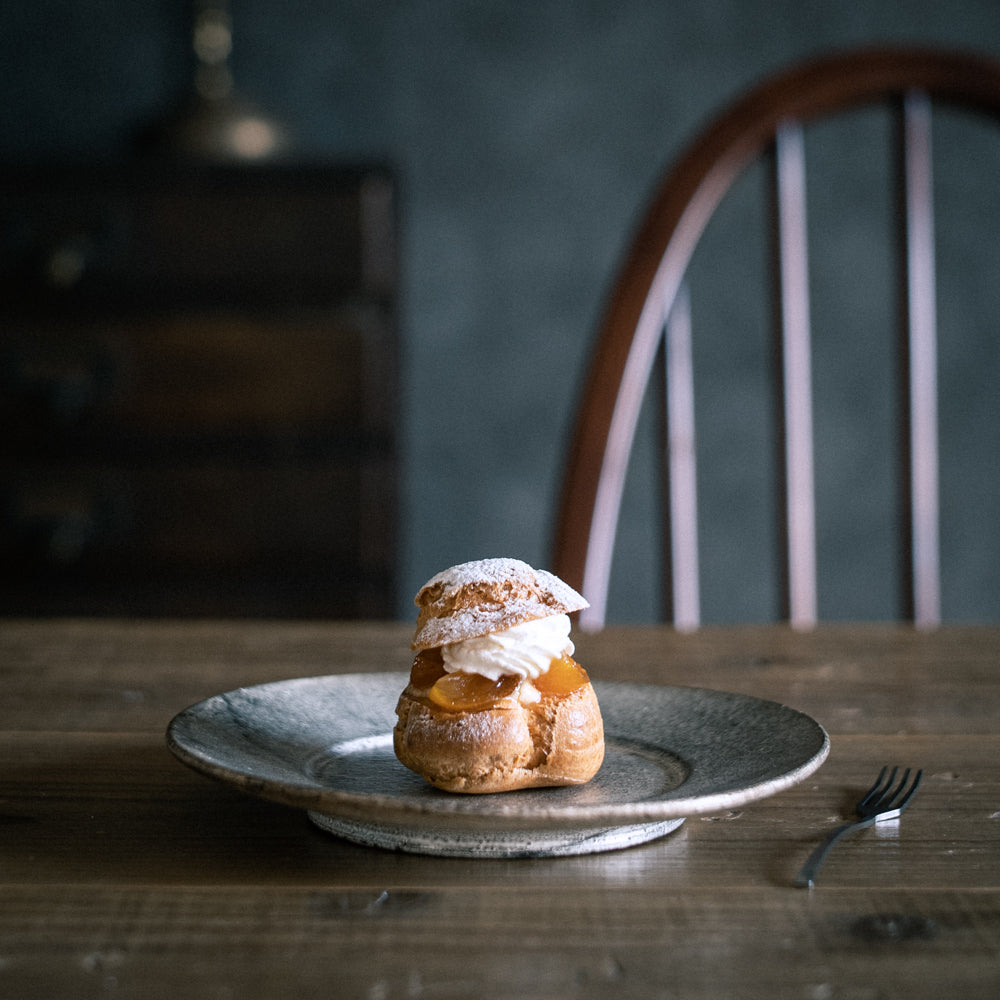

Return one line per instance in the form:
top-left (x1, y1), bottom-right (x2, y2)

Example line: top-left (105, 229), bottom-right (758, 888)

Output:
top-left (858, 765), bottom-right (894, 810)
top-left (895, 769), bottom-right (923, 811)
top-left (886, 767), bottom-right (913, 807)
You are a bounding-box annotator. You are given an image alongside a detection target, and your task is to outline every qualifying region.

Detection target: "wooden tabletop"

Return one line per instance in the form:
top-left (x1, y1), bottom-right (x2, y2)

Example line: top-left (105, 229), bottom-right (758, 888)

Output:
top-left (2, 619), bottom-right (998, 998)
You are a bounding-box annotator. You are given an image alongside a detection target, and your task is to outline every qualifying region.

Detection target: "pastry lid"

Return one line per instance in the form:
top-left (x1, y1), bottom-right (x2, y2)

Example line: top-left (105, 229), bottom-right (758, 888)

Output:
top-left (411, 558), bottom-right (589, 650)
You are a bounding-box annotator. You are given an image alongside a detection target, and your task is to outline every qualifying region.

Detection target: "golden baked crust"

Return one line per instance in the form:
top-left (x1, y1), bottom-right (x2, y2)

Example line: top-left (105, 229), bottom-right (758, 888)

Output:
top-left (393, 680), bottom-right (605, 793)
top-left (411, 557), bottom-right (588, 650)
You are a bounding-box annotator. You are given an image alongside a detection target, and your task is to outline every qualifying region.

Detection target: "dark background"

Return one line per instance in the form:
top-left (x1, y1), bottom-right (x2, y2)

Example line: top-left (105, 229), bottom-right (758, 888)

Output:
top-left (3, 1), bottom-right (998, 623)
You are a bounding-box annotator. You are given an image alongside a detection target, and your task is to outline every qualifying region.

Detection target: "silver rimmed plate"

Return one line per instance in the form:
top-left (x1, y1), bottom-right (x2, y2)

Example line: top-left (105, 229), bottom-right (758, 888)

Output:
top-left (166, 672), bottom-right (829, 858)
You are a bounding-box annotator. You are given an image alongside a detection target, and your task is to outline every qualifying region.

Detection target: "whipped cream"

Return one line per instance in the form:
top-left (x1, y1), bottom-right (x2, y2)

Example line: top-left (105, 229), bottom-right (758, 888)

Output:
top-left (442, 614), bottom-right (573, 681)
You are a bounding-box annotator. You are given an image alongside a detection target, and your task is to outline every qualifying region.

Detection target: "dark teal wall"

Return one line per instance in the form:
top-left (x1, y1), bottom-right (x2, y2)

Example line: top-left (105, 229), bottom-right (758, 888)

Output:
top-left (3, 1), bottom-right (998, 622)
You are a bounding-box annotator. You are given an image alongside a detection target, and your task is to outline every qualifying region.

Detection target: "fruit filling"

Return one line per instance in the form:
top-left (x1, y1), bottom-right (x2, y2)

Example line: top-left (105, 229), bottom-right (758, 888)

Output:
top-left (427, 671), bottom-right (520, 711)
top-left (409, 647), bottom-right (447, 689)
top-left (410, 649), bottom-right (589, 711)
top-left (533, 653), bottom-right (590, 695)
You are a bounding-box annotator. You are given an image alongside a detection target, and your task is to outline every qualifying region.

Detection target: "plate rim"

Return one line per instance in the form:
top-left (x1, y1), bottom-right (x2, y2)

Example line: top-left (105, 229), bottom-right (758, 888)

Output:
top-left (166, 672), bottom-right (830, 832)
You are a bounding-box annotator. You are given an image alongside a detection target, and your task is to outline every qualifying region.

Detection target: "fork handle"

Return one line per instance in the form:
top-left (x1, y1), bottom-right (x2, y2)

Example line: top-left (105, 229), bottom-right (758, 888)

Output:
top-left (795, 815), bottom-right (878, 887)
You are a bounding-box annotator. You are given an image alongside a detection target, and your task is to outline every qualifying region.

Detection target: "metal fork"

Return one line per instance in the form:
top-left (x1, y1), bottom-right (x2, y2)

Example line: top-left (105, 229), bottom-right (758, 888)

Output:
top-left (795, 766), bottom-right (923, 887)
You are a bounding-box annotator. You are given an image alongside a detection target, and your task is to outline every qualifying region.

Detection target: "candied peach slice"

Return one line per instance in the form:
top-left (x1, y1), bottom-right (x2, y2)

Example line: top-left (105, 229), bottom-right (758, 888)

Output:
top-left (428, 671), bottom-right (519, 711)
top-left (533, 654), bottom-right (590, 696)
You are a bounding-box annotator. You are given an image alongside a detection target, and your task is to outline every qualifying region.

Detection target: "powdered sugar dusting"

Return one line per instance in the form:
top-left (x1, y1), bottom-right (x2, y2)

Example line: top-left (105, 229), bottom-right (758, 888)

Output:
top-left (416, 558), bottom-right (585, 606)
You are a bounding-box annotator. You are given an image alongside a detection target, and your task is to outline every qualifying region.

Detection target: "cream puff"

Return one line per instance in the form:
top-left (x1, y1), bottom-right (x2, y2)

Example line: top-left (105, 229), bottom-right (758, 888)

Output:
top-left (393, 558), bottom-right (604, 793)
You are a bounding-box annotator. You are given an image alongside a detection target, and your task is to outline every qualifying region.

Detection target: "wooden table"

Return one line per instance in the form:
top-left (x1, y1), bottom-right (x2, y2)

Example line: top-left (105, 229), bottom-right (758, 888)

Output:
top-left (3, 620), bottom-right (998, 998)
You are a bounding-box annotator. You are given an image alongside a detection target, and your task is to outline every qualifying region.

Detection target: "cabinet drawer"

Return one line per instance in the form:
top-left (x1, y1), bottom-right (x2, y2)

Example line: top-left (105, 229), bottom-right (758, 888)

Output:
top-left (2, 308), bottom-right (395, 446)
top-left (0, 165), bottom-right (395, 307)
top-left (2, 456), bottom-right (394, 617)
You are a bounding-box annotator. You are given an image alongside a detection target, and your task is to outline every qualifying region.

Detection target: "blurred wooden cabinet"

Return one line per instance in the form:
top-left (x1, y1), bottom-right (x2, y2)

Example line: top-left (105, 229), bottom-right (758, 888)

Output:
top-left (0, 164), bottom-right (397, 617)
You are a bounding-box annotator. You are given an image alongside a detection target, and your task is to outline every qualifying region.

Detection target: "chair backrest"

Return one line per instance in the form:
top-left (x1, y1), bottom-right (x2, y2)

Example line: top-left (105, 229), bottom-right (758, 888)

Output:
top-left (552, 47), bottom-right (1000, 631)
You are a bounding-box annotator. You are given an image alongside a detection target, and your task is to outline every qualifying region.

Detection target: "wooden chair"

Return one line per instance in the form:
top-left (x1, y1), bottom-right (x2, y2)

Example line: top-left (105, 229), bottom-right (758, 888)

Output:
top-left (552, 47), bottom-right (1000, 631)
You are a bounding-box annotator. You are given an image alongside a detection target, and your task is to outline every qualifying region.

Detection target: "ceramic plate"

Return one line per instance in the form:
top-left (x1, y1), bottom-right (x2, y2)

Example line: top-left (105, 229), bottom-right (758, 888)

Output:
top-left (166, 672), bottom-right (829, 858)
